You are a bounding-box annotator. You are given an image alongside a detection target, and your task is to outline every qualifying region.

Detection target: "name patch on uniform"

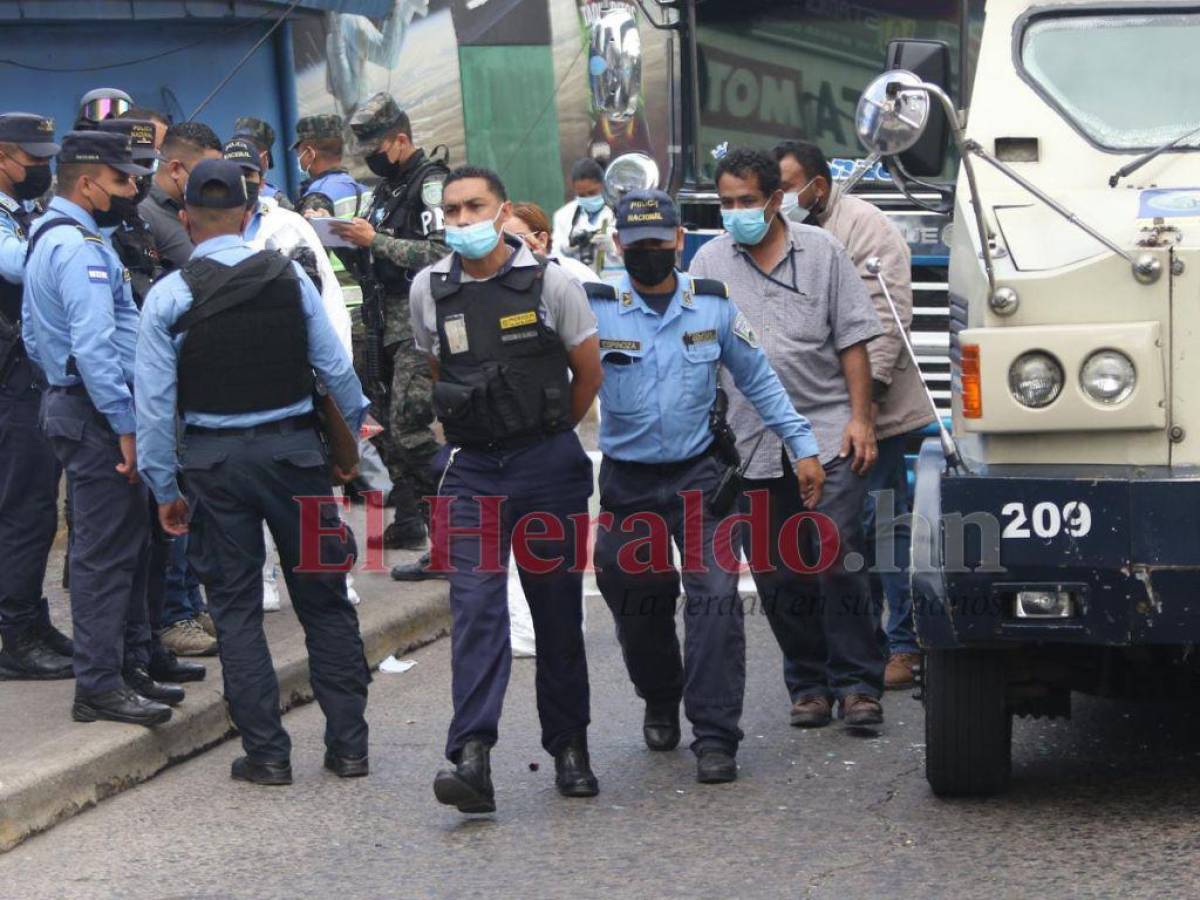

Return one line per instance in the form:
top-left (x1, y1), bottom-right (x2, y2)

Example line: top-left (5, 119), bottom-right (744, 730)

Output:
top-left (444, 313), bottom-right (469, 355)
top-left (501, 329), bottom-right (538, 344)
top-left (599, 338), bottom-right (641, 351)
top-left (683, 329), bottom-right (717, 347)
top-left (732, 312), bottom-right (760, 348)
top-left (499, 311), bottom-right (538, 330)
top-left (87, 266), bottom-right (108, 283)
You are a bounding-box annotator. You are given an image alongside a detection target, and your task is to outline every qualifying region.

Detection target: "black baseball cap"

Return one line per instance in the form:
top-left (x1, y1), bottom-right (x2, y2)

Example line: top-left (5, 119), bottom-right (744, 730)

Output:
top-left (615, 189), bottom-right (679, 243)
top-left (58, 130), bottom-right (151, 176)
top-left (0, 113), bottom-right (60, 157)
top-left (223, 137), bottom-right (261, 173)
top-left (96, 118), bottom-right (160, 163)
top-left (184, 158), bottom-right (249, 209)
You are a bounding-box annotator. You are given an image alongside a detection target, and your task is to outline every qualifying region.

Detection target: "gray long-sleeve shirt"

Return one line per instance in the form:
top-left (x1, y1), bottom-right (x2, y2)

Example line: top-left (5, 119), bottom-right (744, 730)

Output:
top-left (138, 184), bottom-right (193, 271)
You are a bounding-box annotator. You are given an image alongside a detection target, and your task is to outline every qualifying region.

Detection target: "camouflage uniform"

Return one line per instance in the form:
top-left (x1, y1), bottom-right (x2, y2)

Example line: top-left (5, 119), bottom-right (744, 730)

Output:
top-left (348, 93), bottom-right (449, 541)
top-left (232, 116), bottom-right (293, 211)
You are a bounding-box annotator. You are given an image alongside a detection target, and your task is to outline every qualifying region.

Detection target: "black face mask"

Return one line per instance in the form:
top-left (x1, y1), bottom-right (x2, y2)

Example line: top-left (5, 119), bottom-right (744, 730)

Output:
top-left (365, 148), bottom-right (399, 179)
top-left (13, 162), bottom-right (51, 201)
top-left (89, 184), bottom-right (135, 228)
top-left (622, 247), bottom-right (676, 287)
top-left (244, 181), bottom-right (261, 210)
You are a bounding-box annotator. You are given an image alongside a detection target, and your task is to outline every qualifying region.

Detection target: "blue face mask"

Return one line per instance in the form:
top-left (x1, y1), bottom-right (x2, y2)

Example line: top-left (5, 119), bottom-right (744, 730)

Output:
top-left (721, 206), bottom-right (771, 245)
top-left (446, 209), bottom-right (503, 260)
top-left (578, 193), bottom-right (606, 215)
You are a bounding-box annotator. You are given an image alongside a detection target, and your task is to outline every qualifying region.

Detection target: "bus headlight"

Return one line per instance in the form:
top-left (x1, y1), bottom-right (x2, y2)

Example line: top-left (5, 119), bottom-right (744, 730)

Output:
top-left (1080, 350), bottom-right (1136, 405)
top-left (1009, 352), bottom-right (1063, 408)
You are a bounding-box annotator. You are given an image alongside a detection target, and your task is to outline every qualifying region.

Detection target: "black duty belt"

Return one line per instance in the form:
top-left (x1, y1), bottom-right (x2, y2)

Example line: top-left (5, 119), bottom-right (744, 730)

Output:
top-left (458, 430), bottom-right (562, 454)
top-left (606, 444), bottom-right (715, 478)
top-left (48, 383), bottom-right (90, 398)
top-left (184, 412), bottom-right (317, 438)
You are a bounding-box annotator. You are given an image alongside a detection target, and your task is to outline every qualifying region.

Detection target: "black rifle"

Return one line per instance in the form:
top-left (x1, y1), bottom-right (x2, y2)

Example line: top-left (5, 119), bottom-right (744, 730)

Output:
top-left (350, 249), bottom-right (387, 396)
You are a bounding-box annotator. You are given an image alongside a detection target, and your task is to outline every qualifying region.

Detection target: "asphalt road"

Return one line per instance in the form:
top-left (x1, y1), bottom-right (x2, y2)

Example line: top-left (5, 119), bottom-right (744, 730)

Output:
top-left (3, 598), bottom-right (1200, 899)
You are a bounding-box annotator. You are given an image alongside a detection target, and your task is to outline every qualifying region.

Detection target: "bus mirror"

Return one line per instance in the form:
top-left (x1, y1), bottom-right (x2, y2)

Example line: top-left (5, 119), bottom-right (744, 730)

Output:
top-left (884, 39), bottom-right (952, 176)
top-left (589, 8), bottom-right (643, 123)
top-left (603, 152), bottom-right (660, 206)
top-left (855, 70), bottom-right (931, 157)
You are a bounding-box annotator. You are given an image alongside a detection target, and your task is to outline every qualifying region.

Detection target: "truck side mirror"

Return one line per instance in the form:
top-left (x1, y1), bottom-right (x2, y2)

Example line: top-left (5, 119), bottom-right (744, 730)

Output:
top-left (884, 39), bottom-right (951, 177)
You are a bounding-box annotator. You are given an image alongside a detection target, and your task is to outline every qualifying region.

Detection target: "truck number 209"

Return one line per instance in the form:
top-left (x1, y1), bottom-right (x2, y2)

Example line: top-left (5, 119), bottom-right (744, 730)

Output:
top-left (1001, 501), bottom-right (1092, 539)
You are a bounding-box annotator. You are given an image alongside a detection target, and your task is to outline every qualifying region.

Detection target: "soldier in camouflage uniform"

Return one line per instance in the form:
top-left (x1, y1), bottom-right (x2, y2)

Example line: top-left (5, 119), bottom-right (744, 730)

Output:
top-left (333, 93), bottom-right (449, 564)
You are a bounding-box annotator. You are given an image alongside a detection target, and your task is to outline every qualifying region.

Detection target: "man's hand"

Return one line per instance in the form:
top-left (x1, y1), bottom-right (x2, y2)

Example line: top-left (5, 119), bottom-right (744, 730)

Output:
top-left (794, 456), bottom-right (825, 510)
top-left (158, 498), bottom-right (190, 536)
top-left (332, 464), bottom-right (359, 486)
top-left (303, 208), bottom-right (331, 219)
top-left (839, 417), bottom-right (878, 475)
top-left (116, 433), bottom-right (140, 484)
top-left (330, 217), bottom-right (376, 248)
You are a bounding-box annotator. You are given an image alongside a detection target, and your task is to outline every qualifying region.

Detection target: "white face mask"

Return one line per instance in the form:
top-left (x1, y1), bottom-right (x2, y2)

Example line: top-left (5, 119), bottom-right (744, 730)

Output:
top-left (781, 177), bottom-right (817, 223)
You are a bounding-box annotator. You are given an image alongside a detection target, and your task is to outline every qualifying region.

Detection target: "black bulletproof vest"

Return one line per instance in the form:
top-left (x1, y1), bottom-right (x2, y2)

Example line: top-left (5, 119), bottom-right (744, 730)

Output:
top-left (173, 250), bottom-right (313, 415)
top-left (431, 255), bottom-right (571, 448)
top-left (367, 150), bottom-right (449, 294)
top-left (111, 219), bottom-right (163, 309)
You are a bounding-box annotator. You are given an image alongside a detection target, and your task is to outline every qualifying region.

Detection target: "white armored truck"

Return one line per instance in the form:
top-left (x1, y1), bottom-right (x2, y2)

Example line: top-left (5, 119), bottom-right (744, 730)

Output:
top-left (859, 0), bottom-right (1200, 795)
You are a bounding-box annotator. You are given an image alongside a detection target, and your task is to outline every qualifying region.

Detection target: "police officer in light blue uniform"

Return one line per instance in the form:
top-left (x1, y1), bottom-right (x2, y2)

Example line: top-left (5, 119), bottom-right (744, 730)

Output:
top-left (23, 131), bottom-right (181, 726)
top-left (136, 159), bottom-right (372, 786)
top-left (0, 112), bottom-right (73, 680)
top-left (588, 189), bottom-right (826, 785)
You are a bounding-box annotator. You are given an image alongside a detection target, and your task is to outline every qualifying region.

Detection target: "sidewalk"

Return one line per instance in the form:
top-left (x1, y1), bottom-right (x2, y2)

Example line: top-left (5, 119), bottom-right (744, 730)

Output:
top-left (0, 503), bottom-right (450, 853)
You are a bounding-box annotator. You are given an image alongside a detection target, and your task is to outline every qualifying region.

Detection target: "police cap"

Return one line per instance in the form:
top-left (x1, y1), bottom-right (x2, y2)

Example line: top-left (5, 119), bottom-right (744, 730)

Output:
top-left (292, 114), bottom-right (344, 149)
top-left (615, 189), bottom-right (679, 243)
top-left (223, 137), bottom-right (262, 174)
top-left (348, 92), bottom-right (408, 154)
top-left (96, 118), bottom-right (160, 163)
top-left (184, 159), bottom-right (249, 209)
top-left (0, 113), bottom-right (60, 157)
top-left (58, 130), bottom-right (151, 176)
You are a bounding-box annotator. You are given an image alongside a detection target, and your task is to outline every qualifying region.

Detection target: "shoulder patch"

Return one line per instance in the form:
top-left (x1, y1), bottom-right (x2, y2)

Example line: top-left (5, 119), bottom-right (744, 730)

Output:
top-left (732, 311), bottom-right (760, 348)
top-left (584, 282), bottom-right (618, 302)
top-left (421, 178), bottom-right (443, 208)
top-left (87, 265), bottom-right (109, 283)
top-left (691, 277), bottom-right (729, 299)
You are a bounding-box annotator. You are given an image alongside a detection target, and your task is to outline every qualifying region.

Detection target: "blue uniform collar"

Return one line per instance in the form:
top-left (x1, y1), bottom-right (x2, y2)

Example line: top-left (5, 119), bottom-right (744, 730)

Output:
top-left (193, 233), bottom-right (248, 259)
top-left (47, 195), bottom-right (98, 233)
top-left (616, 270), bottom-right (698, 323)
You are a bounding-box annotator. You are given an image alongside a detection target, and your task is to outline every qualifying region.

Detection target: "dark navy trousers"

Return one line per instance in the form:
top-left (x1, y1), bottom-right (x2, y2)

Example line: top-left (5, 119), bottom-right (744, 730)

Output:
top-left (0, 366), bottom-right (59, 646)
top-left (435, 430), bottom-right (592, 762)
top-left (182, 425), bottom-right (369, 763)
top-left (41, 387), bottom-right (152, 694)
top-left (594, 452), bottom-right (746, 756)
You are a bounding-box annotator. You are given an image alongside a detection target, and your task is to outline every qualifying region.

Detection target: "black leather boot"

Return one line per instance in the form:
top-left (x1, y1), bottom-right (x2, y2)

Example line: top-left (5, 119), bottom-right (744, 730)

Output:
top-left (124, 666), bottom-right (186, 707)
top-left (433, 738), bottom-right (495, 813)
top-left (34, 617), bottom-right (74, 657)
top-left (148, 649), bottom-right (207, 684)
top-left (0, 634), bottom-right (73, 681)
top-left (554, 733), bottom-right (599, 798)
top-left (696, 748), bottom-right (738, 784)
top-left (391, 552), bottom-right (447, 582)
top-left (231, 756), bottom-right (293, 786)
top-left (73, 686), bottom-right (172, 726)
top-left (643, 701), bottom-right (681, 751)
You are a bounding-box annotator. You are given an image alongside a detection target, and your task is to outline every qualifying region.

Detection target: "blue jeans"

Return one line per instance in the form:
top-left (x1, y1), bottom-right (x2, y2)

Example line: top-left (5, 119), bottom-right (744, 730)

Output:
top-left (162, 535), bottom-right (205, 627)
top-left (864, 433), bottom-right (918, 654)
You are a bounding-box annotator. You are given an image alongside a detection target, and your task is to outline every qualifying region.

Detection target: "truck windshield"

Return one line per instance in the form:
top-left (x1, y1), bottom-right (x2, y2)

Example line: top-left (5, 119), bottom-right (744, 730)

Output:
top-left (693, 0), bottom-right (978, 186)
top-left (1020, 11), bottom-right (1200, 151)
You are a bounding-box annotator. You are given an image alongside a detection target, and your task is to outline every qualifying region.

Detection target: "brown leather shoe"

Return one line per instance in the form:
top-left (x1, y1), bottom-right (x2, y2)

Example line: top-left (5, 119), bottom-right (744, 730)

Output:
top-left (790, 695), bottom-right (832, 728)
top-left (885, 652), bottom-right (921, 690)
top-left (840, 694), bottom-right (884, 727)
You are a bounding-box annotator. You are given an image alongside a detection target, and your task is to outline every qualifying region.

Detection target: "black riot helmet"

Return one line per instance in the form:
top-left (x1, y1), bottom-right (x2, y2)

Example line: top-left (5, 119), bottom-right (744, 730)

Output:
top-left (76, 88), bottom-right (133, 129)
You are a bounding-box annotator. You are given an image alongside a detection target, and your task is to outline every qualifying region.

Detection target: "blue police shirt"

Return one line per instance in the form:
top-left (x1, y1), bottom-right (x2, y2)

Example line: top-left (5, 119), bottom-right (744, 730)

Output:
top-left (591, 271), bottom-right (820, 464)
top-left (135, 233), bottom-right (370, 504)
top-left (303, 170), bottom-right (368, 218)
top-left (22, 196), bottom-right (139, 435)
top-left (0, 192), bottom-right (27, 284)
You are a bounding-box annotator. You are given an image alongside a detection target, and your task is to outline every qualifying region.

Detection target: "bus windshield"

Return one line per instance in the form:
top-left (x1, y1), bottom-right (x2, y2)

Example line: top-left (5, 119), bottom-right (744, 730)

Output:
top-left (694, 0), bottom-right (977, 186)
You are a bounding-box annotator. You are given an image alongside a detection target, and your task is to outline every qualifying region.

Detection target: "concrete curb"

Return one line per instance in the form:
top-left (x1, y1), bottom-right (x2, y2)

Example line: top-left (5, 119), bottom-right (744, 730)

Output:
top-left (0, 580), bottom-right (450, 854)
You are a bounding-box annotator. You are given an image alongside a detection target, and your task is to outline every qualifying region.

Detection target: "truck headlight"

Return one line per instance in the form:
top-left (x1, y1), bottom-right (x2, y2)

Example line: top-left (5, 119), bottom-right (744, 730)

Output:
top-left (1008, 352), bottom-right (1063, 408)
top-left (1080, 350), bottom-right (1136, 405)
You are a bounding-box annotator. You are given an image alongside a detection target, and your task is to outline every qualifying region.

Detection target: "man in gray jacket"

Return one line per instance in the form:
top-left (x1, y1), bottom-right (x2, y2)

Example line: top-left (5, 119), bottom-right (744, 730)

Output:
top-left (775, 141), bottom-right (935, 689)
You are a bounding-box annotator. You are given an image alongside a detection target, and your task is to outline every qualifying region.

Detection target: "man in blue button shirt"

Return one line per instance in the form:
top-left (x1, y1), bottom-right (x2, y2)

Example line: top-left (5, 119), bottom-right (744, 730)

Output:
top-left (136, 159), bottom-right (372, 786)
top-left (0, 112), bottom-right (74, 681)
top-left (23, 130), bottom-right (177, 726)
top-left (589, 189), bottom-right (824, 785)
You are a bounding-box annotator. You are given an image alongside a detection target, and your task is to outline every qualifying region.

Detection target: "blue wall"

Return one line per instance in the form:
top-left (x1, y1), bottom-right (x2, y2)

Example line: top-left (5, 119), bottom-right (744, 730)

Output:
top-left (0, 20), bottom-right (288, 184)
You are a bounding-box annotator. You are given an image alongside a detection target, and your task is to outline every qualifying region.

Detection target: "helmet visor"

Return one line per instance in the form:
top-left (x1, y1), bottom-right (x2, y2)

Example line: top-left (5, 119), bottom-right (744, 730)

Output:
top-left (82, 96), bottom-right (131, 123)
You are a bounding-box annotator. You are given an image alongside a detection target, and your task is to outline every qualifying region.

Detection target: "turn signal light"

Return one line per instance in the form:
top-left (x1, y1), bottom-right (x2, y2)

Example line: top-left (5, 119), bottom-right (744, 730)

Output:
top-left (962, 344), bottom-right (982, 418)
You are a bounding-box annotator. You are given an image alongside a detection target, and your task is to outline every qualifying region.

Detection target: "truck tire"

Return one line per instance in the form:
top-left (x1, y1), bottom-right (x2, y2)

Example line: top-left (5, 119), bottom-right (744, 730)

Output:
top-left (924, 648), bottom-right (1012, 797)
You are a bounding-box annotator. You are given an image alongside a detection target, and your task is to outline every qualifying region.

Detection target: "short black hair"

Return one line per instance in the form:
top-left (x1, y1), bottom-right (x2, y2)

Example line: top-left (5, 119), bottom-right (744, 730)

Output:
top-left (122, 106), bottom-right (170, 127)
top-left (162, 121), bottom-right (222, 158)
top-left (773, 140), bottom-right (832, 185)
top-left (443, 165), bottom-right (507, 202)
top-left (570, 157), bottom-right (604, 184)
top-left (384, 110), bottom-right (413, 141)
top-left (714, 147), bottom-right (781, 198)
